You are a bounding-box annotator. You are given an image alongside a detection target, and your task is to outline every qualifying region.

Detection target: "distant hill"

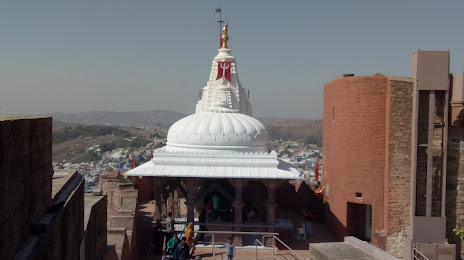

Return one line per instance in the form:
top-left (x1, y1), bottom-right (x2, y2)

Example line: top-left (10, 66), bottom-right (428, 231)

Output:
top-left (266, 119), bottom-right (323, 146)
top-left (51, 110), bottom-right (187, 129)
top-left (50, 110), bottom-right (323, 146)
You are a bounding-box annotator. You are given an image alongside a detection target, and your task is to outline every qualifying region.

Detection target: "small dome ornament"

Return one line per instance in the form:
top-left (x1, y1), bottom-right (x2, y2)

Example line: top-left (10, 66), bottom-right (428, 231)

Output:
top-left (221, 24), bottom-right (229, 49)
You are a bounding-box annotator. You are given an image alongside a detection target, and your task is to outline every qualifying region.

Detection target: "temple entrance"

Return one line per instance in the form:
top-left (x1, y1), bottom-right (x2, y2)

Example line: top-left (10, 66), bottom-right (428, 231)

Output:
top-left (243, 181), bottom-right (268, 223)
top-left (197, 179), bottom-right (235, 222)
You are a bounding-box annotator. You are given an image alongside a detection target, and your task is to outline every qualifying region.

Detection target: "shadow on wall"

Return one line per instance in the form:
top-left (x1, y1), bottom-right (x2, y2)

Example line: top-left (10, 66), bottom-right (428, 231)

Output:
top-left (135, 177), bottom-right (154, 202)
top-left (446, 125), bottom-right (464, 260)
top-left (276, 181), bottom-right (324, 221)
top-left (325, 203), bottom-right (347, 242)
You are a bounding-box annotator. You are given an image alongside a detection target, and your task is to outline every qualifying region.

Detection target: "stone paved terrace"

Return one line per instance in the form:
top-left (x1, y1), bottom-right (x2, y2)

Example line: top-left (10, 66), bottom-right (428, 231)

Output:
top-left (309, 242), bottom-right (376, 260)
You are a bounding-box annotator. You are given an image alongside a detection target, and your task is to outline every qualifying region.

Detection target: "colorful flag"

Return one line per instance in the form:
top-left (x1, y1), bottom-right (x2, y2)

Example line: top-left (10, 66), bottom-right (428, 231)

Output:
top-left (215, 8), bottom-right (221, 13)
top-left (217, 61), bottom-right (231, 81)
top-left (150, 148), bottom-right (153, 159)
top-left (131, 155), bottom-right (136, 169)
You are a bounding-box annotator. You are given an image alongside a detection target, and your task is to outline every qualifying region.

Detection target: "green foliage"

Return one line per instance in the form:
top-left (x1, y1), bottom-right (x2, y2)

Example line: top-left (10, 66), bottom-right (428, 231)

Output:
top-left (130, 138), bottom-right (150, 148)
top-left (53, 125), bottom-right (131, 143)
top-left (100, 142), bottom-right (116, 153)
top-left (302, 138), bottom-right (323, 147)
top-left (82, 150), bottom-right (100, 162)
top-left (454, 227), bottom-right (464, 239)
top-left (280, 149), bottom-right (291, 156)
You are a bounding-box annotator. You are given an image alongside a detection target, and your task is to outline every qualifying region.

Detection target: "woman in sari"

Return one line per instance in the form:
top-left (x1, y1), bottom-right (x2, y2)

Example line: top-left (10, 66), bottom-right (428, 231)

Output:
top-left (184, 222), bottom-right (195, 255)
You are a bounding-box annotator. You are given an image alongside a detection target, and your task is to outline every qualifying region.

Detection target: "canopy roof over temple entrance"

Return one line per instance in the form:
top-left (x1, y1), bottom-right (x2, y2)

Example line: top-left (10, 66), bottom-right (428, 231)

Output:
top-left (125, 148), bottom-right (299, 179)
top-left (125, 25), bottom-right (301, 180)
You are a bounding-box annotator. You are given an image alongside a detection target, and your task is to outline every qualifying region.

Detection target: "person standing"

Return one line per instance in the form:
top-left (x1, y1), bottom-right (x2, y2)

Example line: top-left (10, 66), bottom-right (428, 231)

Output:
top-left (304, 216), bottom-right (312, 237)
top-left (165, 212), bottom-right (175, 236)
top-left (219, 237), bottom-right (236, 260)
top-left (184, 222), bottom-right (195, 255)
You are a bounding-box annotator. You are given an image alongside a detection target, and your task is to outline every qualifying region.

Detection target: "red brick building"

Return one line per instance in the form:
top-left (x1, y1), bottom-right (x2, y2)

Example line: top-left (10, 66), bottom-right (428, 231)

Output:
top-left (323, 74), bottom-right (414, 256)
top-left (323, 50), bottom-right (464, 259)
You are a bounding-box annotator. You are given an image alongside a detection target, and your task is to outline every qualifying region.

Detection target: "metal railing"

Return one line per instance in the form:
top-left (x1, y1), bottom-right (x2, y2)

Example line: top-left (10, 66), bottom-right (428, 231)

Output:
top-left (259, 235), bottom-right (306, 260)
top-left (412, 242), bottom-right (456, 260)
top-left (164, 221), bottom-right (275, 246)
top-left (412, 245), bottom-right (430, 260)
top-left (192, 230), bottom-right (279, 259)
top-left (255, 238), bottom-right (276, 260)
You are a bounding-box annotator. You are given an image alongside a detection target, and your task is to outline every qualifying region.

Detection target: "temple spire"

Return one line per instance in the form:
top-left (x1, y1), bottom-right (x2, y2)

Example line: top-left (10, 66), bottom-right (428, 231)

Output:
top-left (221, 24), bottom-right (229, 49)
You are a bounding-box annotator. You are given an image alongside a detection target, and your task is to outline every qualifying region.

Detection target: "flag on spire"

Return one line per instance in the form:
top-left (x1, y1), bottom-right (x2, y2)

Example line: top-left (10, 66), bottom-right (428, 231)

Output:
top-left (150, 148), bottom-right (153, 159)
top-left (314, 157), bottom-right (320, 182)
top-left (131, 155), bottom-right (136, 169)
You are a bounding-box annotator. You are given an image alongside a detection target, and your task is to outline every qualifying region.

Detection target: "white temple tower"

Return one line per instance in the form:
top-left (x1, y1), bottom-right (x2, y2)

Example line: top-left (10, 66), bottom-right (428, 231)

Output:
top-left (196, 25), bottom-right (252, 116)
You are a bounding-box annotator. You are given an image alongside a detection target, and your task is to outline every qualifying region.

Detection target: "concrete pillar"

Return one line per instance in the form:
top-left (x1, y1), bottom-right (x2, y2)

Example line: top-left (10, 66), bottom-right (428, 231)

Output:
top-left (265, 180), bottom-right (278, 246)
top-left (233, 179), bottom-right (246, 246)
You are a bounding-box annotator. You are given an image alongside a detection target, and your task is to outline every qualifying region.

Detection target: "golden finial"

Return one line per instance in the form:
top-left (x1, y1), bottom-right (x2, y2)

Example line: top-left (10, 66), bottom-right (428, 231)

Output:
top-left (221, 24), bottom-right (229, 49)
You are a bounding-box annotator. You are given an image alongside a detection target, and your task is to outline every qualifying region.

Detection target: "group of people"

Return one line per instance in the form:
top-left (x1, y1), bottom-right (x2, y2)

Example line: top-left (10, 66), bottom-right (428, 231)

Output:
top-left (152, 211), bottom-right (236, 259)
top-left (205, 194), bottom-right (221, 221)
top-left (165, 235), bottom-right (191, 260)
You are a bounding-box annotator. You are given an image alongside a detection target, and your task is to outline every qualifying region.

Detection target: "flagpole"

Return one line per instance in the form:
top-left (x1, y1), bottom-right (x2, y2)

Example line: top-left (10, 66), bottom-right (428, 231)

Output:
top-left (216, 7), bottom-right (224, 48)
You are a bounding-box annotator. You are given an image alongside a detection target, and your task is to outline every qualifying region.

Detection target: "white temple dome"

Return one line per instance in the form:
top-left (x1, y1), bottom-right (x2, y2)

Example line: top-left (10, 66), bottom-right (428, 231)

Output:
top-left (166, 112), bottom-right (271, 153)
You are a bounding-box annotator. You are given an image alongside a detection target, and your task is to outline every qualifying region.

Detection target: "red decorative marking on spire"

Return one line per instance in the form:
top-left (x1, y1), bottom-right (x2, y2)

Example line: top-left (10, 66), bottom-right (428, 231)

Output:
top-left (216, 61), bottom-right (231, 81)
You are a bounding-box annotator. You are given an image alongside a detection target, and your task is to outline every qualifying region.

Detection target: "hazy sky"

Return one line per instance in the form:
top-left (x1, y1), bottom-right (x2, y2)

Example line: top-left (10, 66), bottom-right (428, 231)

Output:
top-left (1, 1), bottom-right (464, 119)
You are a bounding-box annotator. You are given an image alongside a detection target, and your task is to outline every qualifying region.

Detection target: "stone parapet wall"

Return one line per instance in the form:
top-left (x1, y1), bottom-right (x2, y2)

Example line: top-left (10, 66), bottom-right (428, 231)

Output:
top-left (101, 172), bottom-right (138, 260)
top-left (0, 116), bottom-right (53, 259)
top-left (85, 194), bottom-right (108, 260)
top-left (13, 171), bottom-right (84, 260)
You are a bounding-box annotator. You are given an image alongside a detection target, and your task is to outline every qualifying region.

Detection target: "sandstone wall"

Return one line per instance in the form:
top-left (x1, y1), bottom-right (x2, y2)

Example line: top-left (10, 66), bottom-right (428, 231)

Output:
top-left (85, 194), bottom-right (108, 260)
top-left (0, 116), bottom-right (53, 259)
top-left (323, 75), bottom-right (388, 249)
top-left (37, 175), bottom-right (84, 260)
top-left (385, 78), bottom-right (413, 257)
top-left (446, 126), bottom-right (464, 260)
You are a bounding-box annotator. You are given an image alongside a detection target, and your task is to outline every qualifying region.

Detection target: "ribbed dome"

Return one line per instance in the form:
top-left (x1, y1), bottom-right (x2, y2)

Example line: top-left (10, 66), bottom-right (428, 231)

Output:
top-left (166, 112), bottom-right (271, 153)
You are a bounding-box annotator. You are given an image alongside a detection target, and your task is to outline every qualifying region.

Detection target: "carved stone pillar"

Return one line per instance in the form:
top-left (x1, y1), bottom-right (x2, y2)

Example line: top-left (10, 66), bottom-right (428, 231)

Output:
top-left (153, 178), bottom-right (163, 221)
top-left (233, 179), bottom-right (246, 246)
top-left (160, 196), bottom-right (167, 219)
top-left (265, 180), bottom-right (278, 246)
top-left (185, 178), bottom-right (201, 223)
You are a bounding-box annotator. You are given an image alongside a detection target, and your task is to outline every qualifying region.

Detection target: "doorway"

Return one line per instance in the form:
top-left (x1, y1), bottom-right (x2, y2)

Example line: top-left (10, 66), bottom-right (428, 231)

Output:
top-left (347, 202), bottom-right (372, 242)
